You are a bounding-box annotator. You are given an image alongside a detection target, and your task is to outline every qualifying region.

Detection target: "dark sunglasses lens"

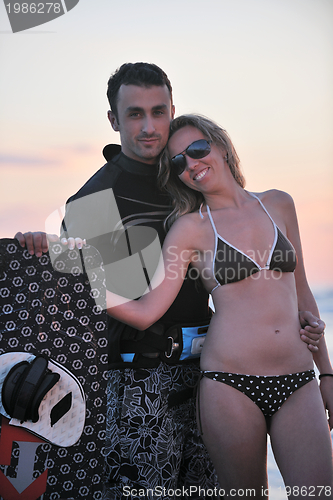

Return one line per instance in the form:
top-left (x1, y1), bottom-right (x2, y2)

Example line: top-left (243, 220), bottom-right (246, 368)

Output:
top-left (171, 140), bottom-right (210, 176)
top-left (187, 140), bottom-right (211, 159)
top-left (171, 155), bottom-right (187, 175)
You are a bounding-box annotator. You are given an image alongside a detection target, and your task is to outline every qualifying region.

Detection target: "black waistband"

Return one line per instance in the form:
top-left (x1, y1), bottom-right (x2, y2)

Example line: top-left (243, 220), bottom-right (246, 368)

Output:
top-left (108, 318), bottom-right (211, 369)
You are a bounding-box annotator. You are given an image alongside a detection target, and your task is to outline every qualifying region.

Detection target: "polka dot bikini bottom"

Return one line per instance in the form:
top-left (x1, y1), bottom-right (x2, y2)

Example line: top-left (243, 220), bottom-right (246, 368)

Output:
top-left (202, 370), bottom-right (316, 417)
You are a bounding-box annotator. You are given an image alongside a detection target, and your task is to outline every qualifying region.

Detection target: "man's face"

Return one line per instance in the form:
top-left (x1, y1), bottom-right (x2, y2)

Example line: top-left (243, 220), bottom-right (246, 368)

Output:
top-left (108, 84), bottom-right (175, 164)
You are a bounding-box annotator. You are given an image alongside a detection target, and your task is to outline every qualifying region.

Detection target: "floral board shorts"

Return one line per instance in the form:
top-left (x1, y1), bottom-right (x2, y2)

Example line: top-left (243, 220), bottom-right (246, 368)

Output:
top-left (103, 363), bottom-right (219, 500)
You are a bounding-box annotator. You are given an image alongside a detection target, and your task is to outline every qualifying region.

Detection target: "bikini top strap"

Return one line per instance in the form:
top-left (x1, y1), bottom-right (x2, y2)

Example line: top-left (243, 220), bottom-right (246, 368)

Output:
top-left (199, 203), bottom-right (204, 219)
top-left (205, 205), bottom-right (219, 237)
top-left (248, 192), bottom-right (276, 226)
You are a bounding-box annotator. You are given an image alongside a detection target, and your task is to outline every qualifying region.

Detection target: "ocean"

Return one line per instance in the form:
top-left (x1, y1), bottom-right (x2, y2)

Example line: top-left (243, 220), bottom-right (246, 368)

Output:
top-left (267, 287), bottom-right (333, 499)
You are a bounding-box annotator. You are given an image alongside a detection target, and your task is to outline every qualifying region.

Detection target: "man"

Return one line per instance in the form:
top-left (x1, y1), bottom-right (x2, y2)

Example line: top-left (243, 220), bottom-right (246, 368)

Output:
top-left (16, 63), bottom-right (325, 499)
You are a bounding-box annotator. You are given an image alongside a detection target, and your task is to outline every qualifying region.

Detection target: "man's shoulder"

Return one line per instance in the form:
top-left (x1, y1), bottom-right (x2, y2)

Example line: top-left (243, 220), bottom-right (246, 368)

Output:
top-left (68, 145), bottom-right (123, 202)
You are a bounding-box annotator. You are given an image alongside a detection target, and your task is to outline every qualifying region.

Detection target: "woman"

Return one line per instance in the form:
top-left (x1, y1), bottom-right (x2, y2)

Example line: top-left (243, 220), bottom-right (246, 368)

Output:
top-left (106, 114), bottom-right (333, 497)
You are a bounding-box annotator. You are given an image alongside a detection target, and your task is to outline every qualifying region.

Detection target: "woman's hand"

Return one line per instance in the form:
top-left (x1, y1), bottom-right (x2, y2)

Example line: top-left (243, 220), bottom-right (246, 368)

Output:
top-left (60, 237), bottom-right (86, 250)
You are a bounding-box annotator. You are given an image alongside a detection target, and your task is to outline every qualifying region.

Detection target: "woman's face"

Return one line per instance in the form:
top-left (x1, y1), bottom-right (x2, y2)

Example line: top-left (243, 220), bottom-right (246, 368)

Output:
top-left (167, 126), bottom-right (226, 192)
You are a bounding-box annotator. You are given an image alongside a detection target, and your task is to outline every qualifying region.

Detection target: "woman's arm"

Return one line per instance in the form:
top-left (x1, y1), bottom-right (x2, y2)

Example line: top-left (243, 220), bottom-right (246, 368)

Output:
top-left (282, 191), bottom-right (333, 427)
top-left (281, 192), bottom-right (332, 369)
top-left (106, 215), bottom-right (198, 330)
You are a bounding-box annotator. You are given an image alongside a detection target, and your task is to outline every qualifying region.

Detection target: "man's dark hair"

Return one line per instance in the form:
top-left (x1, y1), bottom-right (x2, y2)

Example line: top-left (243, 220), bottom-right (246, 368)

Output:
top-left (107, 62), bottom-right (173, 120)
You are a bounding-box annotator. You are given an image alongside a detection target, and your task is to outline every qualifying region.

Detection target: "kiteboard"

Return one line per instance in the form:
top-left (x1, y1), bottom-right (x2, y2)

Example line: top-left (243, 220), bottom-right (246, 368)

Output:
top-left (0, 238), bottom-right (108, 500)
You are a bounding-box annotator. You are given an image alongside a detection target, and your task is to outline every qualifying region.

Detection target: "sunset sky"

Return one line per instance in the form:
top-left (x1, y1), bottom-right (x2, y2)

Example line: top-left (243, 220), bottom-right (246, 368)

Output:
top-left (0, 0), bottom-right (332, 288)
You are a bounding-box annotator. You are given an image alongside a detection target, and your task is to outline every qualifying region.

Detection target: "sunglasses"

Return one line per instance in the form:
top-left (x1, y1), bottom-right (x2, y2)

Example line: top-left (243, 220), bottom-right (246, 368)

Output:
top-left (170, 139), bottom-right (211, 176)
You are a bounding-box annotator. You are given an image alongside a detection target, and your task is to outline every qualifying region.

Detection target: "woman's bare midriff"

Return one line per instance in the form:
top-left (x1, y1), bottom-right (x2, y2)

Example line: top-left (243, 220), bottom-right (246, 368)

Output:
top-left (200, 271), bottom-right (314, 375)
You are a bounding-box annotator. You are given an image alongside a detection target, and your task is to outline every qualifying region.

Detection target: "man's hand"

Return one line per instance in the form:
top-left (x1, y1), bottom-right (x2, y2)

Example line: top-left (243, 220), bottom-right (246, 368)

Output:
top-left (15, 231), bottom-right (59, 257)
top-left (299, 310), bottom-right (325, 352)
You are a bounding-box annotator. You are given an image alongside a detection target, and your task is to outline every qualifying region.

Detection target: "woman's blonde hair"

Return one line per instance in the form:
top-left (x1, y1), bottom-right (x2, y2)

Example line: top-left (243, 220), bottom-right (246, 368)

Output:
top-left (159, 114), bottom-right (245, 229)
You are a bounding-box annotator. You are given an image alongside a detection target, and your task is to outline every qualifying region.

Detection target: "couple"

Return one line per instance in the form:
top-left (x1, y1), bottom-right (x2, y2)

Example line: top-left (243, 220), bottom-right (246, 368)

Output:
top-left (16, 63), bottom-right (332, 498)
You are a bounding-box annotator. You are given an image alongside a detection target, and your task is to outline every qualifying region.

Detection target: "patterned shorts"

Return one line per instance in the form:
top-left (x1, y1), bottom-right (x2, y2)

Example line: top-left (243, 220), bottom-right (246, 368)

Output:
top-left (103, 363), bottom-right (219, 500)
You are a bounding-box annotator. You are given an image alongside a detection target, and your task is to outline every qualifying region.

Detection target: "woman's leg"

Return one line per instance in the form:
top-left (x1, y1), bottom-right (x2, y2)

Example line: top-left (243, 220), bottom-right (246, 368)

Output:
top-left (198, 376), bottom-right (268, 497)
top-left (269, 379), bottom-right (333, 499)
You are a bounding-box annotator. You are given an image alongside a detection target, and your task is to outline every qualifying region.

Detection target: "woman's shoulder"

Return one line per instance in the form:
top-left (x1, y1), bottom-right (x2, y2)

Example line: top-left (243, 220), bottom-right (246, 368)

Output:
top-left (252, 189), bottom-right (295, 211)
top-left (166, 210), bottom-right (207, 248)
top-left (170, 210), bottom-right (205, 233)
